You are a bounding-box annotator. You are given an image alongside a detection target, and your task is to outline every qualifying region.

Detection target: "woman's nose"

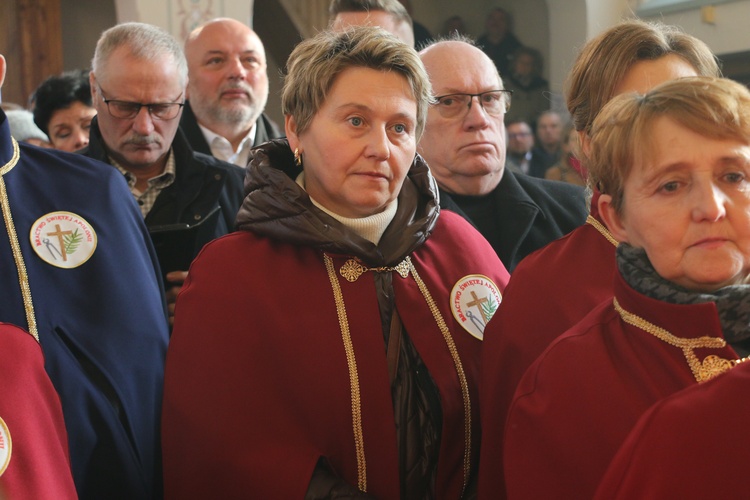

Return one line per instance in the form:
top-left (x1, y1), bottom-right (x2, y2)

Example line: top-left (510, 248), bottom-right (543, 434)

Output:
top-left (691, 181), bottom-right (727, 222)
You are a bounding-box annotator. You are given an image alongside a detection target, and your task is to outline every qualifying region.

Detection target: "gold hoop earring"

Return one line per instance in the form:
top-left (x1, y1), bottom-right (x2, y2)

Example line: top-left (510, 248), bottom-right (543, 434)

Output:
top-left (294, 148), bottom-right (302, 167)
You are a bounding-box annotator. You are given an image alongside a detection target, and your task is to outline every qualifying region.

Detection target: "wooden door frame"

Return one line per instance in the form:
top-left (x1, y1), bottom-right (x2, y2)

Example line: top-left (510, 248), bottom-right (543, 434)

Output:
top-left (0, 0), bottom-right (63, 107)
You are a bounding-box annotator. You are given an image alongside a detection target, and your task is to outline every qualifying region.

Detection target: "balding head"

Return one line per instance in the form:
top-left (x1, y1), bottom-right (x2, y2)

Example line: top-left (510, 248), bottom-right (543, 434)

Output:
top-left (419, 40), bottom-right (503, 90)
top-left (418, 40), bottom-right (508, 195)
top-left (185, 18), bottom-right (264, 58)
top-left (185, 18), bottom-right (269, 146)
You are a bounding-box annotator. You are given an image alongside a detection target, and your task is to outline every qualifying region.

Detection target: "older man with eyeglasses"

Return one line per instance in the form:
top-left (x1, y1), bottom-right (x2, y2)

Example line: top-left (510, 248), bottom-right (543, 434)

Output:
top-left (82, 22), bottom-right (245, 324)
top-left (418, 39), bottom-right (587, 272)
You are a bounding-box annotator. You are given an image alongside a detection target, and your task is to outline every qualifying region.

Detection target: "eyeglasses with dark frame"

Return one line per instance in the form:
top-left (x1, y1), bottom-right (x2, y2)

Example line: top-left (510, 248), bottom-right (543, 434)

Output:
top-left (97, 85), bottom-right (185, 121)
top-left (432, 90), bottom-right (513, 119)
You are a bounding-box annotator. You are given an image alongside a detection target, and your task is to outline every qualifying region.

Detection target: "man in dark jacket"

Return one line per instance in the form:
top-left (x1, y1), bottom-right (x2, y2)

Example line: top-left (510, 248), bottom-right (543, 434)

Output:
top-left (181, 18), bottom-right (281, 167)
top-left (83, 22), bottom-right (245, 323)
top-left (418, 39), bottom-right (587, 272)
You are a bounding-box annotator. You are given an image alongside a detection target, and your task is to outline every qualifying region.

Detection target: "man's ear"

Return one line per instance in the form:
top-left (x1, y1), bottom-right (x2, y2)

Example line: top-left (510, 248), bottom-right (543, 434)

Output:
top-left (285, 114), bottom-right (299, 151)
top-left (598, 193), bottom-right (629, 243)
top-left (89, 72), bottom-right (98, 102)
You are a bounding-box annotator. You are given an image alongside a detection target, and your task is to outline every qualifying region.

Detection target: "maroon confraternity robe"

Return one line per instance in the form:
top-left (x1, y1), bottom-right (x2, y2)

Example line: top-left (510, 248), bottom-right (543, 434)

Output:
top-left (479, 193), bottom-right (616, 498)
top-left (0, 323), bottom-right (76, 499)
top-left (162, 211), bottom-right (509, 499)
top-left (503, 271), bottom-right (738, 500)
top-left (595, 359), bottom-right (750, 499)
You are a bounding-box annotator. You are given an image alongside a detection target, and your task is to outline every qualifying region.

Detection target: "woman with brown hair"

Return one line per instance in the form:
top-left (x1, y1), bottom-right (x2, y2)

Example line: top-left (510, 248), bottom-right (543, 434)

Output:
top-left (479, 19), bottom-right (719, 499)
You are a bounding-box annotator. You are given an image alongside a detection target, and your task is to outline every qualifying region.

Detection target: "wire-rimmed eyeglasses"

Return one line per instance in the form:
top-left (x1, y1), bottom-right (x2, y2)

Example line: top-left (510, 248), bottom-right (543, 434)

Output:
top-left (432, 90), bottom-right (512, 119)
top-left (98, 85), bottom-right (185, 121)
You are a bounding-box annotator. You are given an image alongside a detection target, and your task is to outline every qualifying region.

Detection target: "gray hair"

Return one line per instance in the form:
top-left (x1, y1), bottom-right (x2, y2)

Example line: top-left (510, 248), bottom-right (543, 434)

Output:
top-left (91, 22), bottom-right (187, 87)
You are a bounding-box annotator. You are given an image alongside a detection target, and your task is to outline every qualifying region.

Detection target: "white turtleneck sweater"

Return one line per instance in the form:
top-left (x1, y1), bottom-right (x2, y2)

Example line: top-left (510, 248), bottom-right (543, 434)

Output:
top-left (296, 171), bottom-right (397, 245)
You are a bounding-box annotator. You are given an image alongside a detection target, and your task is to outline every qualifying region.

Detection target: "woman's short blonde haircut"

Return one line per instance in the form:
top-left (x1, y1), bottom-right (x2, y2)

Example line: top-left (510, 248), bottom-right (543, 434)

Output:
top-left (588, 76), bottom-right (750, 214)
top-left (281, 26), bottom-right (432, 140)
top-left (566, 19), bottom-right (719, 136)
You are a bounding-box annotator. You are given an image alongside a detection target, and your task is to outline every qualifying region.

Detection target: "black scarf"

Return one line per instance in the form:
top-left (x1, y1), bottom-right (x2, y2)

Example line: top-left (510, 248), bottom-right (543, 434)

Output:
top-left (617, 243), bottom-right (750, 356)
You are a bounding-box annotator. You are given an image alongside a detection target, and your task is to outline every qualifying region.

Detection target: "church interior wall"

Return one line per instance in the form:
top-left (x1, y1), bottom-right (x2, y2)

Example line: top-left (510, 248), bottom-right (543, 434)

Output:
top-left (2, 0), bottom-right (749, 122)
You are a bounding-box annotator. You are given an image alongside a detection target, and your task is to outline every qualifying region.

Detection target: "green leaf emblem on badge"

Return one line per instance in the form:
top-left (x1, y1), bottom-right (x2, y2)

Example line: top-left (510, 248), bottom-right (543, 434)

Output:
top-left (482, 296), bottom-right (498, 319)
top-left (63, 229), bottom-right (83, 255)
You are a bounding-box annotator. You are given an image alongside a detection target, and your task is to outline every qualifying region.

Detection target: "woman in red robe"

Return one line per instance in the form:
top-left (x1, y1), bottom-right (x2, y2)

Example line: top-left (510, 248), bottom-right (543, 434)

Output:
top-left (596, 353), bottom-right (750, 499)
top-left (162, 26), bottom-right (509, 499)
top-left (0, 323), bottom-right (76, 499)
top-left (503, 76), bottom-right (750, 499)
top-left (479, 20), bottom-right (719, 498)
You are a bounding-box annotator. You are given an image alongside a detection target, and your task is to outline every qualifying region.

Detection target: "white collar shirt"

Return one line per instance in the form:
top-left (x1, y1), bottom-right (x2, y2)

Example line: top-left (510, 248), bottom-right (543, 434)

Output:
top-left (198, 123), bottom-right (256, 168)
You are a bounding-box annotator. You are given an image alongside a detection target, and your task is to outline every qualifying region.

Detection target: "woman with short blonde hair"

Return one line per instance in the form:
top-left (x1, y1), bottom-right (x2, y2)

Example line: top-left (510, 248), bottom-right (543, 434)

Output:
top-left (164, 26), bottom-right (508, 499)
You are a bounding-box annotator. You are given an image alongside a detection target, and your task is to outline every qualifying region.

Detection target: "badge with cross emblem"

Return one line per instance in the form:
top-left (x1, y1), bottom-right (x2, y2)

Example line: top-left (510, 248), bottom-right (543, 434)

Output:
top-left (0, 416), bottom-right (11, 476)
top-left (30, 211), bottom-right (97, 268)
top-left (450, 274), bottom-right (502, 340)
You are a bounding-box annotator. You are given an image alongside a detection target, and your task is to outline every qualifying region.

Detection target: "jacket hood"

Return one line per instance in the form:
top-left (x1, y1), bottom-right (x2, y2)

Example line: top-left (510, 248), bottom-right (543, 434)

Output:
top-left (236, 138), bottom-right (440, 267)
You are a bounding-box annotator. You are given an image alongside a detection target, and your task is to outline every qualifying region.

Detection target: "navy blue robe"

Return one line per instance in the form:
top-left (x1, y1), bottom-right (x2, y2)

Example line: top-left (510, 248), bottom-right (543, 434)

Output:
top-left (0, 110), bottom-right (169, 499)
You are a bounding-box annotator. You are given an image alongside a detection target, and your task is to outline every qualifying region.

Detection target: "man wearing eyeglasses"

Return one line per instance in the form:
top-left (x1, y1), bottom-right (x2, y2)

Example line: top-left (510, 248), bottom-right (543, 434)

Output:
top-left (82, 23), bottom-right (245, 324)
top-left (418, 39), bottom-right (587, 272)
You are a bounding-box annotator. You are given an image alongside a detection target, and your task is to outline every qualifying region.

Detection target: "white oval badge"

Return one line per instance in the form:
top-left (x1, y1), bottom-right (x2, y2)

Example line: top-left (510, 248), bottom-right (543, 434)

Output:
top-left (30, 211), bottom-right (97, 268)
top-left (450, 274), bottom-right (502, 341)
top-left (0, 416), bottom-right (11, 476)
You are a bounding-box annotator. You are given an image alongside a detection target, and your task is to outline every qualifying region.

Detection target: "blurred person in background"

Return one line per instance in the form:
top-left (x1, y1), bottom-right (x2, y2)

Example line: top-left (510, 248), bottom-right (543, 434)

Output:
top-left (477, 8), bottom-right (522, 77)
top-left (505, 119), bottom-right (548, 178)
top-left (544, 123), bottom-right (585, 186)
top-left (503, 47), bottom-right (550, 127)
top-left (441, 15), bottom-right (468, 37)
top-left (32, 70), bottom-right (95, 152)
top-left (534, 110), bottom-right (564, 169)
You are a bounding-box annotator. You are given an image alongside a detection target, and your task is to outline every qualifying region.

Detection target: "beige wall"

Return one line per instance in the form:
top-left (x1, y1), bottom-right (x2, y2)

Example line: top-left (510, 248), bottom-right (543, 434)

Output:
top-left (113, 0), bottom-right (254, 40)
top-left (640, 0), bottom-right (750, 56)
